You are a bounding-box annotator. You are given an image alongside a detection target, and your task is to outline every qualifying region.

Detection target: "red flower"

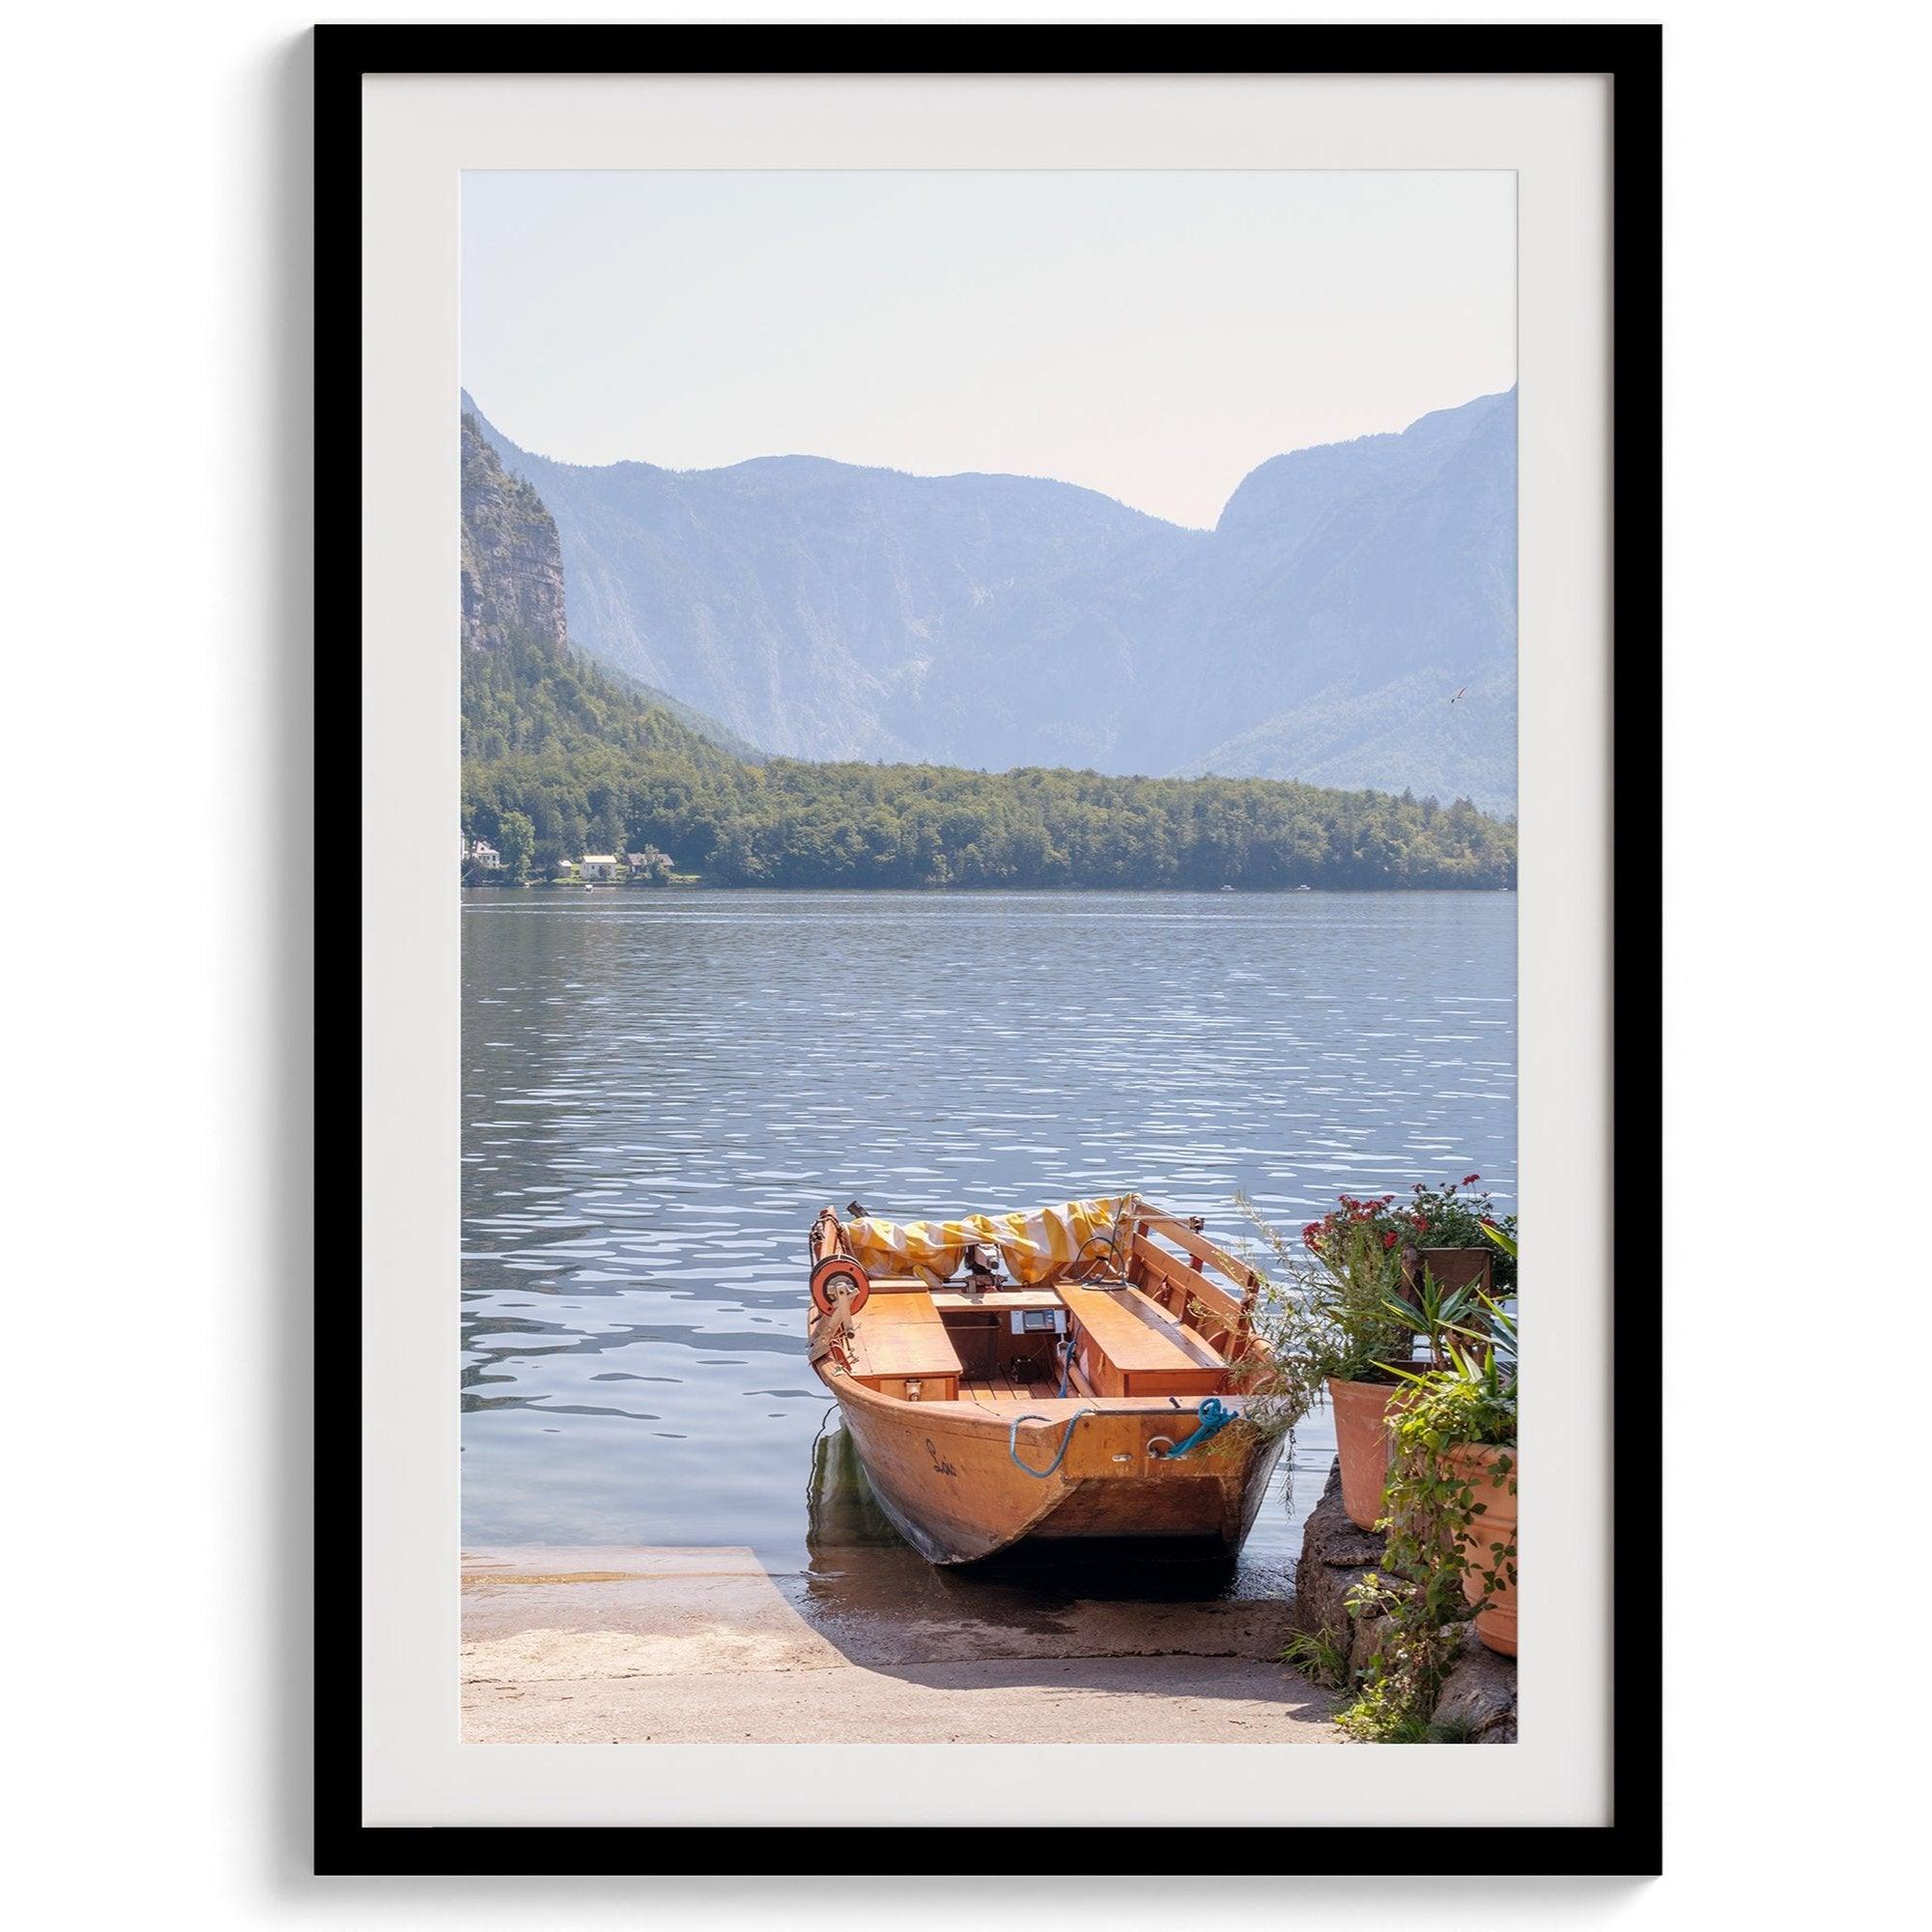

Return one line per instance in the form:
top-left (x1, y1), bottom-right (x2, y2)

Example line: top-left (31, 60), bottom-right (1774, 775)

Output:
top-left (1463, 1173), bottom-right (1481, 1186)
top-left (1382, 1232), bottom-right (1398, 1250)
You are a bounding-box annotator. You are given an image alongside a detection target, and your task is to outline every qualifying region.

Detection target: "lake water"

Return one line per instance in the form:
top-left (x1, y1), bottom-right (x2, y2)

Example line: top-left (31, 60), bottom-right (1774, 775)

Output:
top-left (462, 889), bottom-right (1516, 1597)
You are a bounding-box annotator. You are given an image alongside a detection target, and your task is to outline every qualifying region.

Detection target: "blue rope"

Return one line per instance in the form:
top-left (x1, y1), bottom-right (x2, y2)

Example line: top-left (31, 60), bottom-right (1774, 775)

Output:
top-left (1009, 1408), bottom-right (1097, 1479)
top-left (1160, 1397), bottom-right (1236, 1460)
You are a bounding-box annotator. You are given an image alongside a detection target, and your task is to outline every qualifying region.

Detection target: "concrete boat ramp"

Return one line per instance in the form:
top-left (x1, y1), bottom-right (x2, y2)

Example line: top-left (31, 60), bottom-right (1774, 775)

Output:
top-left (462, 1545), bottom-right (1344, 1746)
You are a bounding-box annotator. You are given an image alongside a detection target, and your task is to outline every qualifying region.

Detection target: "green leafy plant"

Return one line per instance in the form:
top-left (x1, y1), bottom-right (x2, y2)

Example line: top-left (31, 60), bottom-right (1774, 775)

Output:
top-left (1290, 1177), bottom-right (1518, 1290)
top-left (1217, 1298), bottom-right (1319, 1447)
top-left (1239, 1194), bottom-right (1414, 1389)
top-left (1336, 1296), bottom-right (1519, 1740)
top-left (1318, 1217), bottom-right (1417, 1384)
top-left (1406, 1176), bottom-right (1519, 1293)
top-left (1281, 1628), bottom-right (1350, 1690)
top-left (1336, 1704), bottom-right (1436, 1744)
top-left (1241, 1176), bottom-right (1516, 1390)
top-left (1384, 1267), bottom-right (1481, 1372)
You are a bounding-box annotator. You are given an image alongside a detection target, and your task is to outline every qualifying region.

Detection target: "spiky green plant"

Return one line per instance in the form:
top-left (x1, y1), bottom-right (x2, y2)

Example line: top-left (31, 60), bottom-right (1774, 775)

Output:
top-left (1281, 1628), bottom-right (1350, 1690)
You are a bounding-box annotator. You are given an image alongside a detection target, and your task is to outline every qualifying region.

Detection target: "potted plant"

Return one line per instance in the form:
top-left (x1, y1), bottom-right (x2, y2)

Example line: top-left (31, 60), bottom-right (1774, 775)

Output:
top-left (1378, 1227), bottom-right (1518, 1657)
top-left (1247, 1204), bottom-right (1404, 1529)
top-left (1312, 1210), bottom-right (1416, 1528)
top-left (1401, 1176), bottom-right (1519, 1294)
top-left (1448, 1225), bottom-right (1519, 1654)
top-left (1390, 1320), bottom-right (1517, 1656)
top-left (1241, 1181), bottom-right (1515, 1534)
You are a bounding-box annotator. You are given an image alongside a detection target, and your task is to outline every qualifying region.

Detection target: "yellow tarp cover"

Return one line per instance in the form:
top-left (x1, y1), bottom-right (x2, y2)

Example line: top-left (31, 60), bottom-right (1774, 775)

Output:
top-left (844, 1196), bottom-right (1130, 1288)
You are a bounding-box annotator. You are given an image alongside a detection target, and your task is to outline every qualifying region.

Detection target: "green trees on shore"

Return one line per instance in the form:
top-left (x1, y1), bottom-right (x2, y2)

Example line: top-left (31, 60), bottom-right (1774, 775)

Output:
top-left (461, 626), bottom-right (1518, 892)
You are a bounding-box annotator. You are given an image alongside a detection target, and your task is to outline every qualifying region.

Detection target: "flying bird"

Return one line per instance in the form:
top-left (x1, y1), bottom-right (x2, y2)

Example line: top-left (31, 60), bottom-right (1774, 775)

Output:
top-left (1449, 686), bottom-right (1467, 704)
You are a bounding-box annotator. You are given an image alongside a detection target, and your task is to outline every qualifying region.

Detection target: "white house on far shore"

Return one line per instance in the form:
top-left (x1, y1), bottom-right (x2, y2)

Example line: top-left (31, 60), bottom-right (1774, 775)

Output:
top-left (469, 839), bottom-right (502, 870)
top-left (580, 854), bottom-right (622, 883)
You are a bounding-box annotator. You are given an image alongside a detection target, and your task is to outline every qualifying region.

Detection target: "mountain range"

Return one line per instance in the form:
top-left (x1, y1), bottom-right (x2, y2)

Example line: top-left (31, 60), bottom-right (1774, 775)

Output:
top-left (458, 412), bottom-right (1515, 892)
top-left (464, 387), bottom-right (1518, 813)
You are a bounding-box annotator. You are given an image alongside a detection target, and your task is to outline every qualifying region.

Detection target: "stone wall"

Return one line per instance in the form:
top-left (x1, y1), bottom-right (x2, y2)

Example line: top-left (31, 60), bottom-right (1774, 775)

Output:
top-left (1293, 1457), bottom-right (1518, 1743)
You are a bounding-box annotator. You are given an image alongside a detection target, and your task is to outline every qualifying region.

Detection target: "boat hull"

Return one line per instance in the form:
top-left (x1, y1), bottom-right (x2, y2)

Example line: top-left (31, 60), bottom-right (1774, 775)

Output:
top-left (823, 1373), bottom-right (1284, 1566)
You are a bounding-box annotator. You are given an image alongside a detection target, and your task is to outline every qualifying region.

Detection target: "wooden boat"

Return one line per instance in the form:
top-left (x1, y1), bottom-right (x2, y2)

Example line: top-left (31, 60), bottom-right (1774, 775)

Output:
top-left (806, 1197), bottom-right (1285, 1565)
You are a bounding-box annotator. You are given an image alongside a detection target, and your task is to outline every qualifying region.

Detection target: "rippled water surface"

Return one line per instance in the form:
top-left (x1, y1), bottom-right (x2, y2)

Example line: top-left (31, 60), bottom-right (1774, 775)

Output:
top-left (462, 890), bottom-right (1516, 1583)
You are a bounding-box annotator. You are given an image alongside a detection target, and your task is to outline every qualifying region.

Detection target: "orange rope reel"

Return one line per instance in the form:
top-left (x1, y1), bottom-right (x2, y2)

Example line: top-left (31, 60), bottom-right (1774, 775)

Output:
top-left (810, 1253), bottom-right (870, 1316)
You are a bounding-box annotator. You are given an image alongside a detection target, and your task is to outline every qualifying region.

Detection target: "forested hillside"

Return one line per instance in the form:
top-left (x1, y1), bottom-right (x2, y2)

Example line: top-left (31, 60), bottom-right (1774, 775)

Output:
top-left (469, 387), bottom-right (1519, 812)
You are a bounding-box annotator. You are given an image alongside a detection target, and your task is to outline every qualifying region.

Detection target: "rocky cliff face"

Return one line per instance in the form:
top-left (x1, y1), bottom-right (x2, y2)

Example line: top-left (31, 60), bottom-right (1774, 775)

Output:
top-left (466, 389), bottom-right (1519, 811)
top-left (461, 412), bottom-right (569, 654)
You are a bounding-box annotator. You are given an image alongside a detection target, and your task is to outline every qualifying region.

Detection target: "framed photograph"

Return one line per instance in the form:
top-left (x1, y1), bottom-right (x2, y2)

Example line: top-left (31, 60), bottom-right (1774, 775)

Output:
top-left (324, 25), bottom-right (1660, 1874)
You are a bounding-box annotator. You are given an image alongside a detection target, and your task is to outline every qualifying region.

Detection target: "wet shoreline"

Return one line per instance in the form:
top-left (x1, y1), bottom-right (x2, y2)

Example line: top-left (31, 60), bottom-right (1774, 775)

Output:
top-left (461, 1544), bottom-right (1344, 1746)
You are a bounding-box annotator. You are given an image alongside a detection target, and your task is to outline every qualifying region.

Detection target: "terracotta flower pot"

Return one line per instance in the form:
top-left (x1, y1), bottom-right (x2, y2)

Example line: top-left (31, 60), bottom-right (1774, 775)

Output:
top-left (1327, 1376), bottom-right (1400, 1529)
top-left (1447, 1442), bottom-right (1518, 1656)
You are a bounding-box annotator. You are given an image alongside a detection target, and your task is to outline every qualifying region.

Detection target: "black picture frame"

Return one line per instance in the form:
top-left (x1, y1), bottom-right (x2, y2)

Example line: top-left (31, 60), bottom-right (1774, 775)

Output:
top-left (317, 23), bottom-right (1661, 1879)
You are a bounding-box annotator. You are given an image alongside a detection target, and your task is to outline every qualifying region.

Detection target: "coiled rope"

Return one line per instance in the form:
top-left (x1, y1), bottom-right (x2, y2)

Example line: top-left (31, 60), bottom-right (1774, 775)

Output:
top-left (1009, 1407), bottom-right (1098, 1479)
top-left (1160, 1396), bottom-right (1235, 1460)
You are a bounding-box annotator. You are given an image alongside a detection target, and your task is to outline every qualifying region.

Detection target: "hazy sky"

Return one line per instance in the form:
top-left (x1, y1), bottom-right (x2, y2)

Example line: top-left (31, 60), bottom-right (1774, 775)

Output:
top-left (462, 170), bottom-right (1514, 531)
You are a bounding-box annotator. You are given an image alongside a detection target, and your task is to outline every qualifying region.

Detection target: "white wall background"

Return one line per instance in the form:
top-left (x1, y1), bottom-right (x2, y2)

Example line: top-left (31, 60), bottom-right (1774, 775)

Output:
top-left (3, 0), bottom-right (1923, 1920)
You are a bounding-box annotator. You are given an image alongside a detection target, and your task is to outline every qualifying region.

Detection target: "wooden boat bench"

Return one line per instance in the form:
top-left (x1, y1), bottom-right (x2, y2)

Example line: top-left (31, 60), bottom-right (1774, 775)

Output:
top-left (845, 1294), bottom-right (963, 1402)
top-left (1057, 1283), bottom-right (1226, 1398)
top-left (927, 1288), bottom-right (1065, 1314)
